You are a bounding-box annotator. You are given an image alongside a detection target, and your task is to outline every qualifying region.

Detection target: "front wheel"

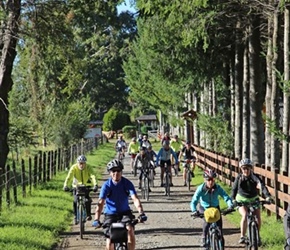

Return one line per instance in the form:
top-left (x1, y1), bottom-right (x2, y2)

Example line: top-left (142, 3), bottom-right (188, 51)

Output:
top-left (165, 173), bottom-right (170, 197)
top-left (115, 242), bottom-right (127, 250)
top-left (79, 204), bottom-right (85, 239)
top-left (249, 222), bottom-right (259, 250)
top-left (149, 169), bottom-right (154, 187)
top-left (186, 167), bottom-right (191, 191)
top-left (144, 177), bottom-right (150, 201)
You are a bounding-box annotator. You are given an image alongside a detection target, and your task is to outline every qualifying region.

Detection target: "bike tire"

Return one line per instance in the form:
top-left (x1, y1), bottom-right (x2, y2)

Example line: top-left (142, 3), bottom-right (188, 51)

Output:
top-left (79, 204), bottom-right (85, 239)
top-left (249, 222), bottom-right (259, 250)
top-left (149, 169), bottom-right (154, 187)
top-left (210, 232), bottom-right (218, 250)
top-left (144, 177), bottom-right (150, 201)
top-left (165, 173), bottom-right (170, 197)
top-left (186, 168), bottom-right (191, 191)
top-left (115, 242), bottom-right (127, 250)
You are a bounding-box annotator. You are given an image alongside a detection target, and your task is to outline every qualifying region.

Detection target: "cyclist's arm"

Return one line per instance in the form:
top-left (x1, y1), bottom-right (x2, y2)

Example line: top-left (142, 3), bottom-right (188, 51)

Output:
top-left (218, 185), bottom-right (233, 208)
top-left (170, 149), bottom-right (178, 163)
top-left (63, 167), bottom-right (75, 187)
top-left (131, 194), bottom-right (144, 214)
top-left (254, 174), bottom-right (271, 197)
top-left (155, 149), bottom-right (162, 165)
top-left (190, 186), bottom-right (202, 211)
top-left (133, 155), bottom-right (139, 168)
top-left (231, 175), bottom-right (240, 200)
top-left (95, 198), bottom-right (105, 221)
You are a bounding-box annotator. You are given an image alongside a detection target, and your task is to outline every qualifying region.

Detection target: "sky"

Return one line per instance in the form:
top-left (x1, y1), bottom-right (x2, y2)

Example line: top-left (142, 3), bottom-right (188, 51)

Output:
top-left (117, 0), bottom-right (137, 14)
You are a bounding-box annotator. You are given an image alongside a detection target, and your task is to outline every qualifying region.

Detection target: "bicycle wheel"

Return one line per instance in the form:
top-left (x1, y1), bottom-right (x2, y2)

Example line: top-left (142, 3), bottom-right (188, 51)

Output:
top-left (144, 177), bottom-right (150, 201)
top-left (165, 173), bottom-right (170, 197)
top-left (249, 222), bottom-right (259, 250)
top-left (79, 204), bottom-right (85, 239)
top-left (149, 169), bottom-right (154, 187)
top-left (115, 243), bottom-right (127, 250)
top-left (186, 168), bottom-right (191, 191)
top-left (141, 178), bottom-right (145, 199)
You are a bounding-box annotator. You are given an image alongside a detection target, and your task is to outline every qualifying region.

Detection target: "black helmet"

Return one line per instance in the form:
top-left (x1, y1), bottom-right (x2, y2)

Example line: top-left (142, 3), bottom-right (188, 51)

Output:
top-left (107, 159), bottom-right (124, 172)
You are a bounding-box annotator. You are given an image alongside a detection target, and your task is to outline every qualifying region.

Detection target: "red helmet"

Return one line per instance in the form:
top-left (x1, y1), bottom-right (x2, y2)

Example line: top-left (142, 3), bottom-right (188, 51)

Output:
top-left (203, 169), bottom-right (217, 179)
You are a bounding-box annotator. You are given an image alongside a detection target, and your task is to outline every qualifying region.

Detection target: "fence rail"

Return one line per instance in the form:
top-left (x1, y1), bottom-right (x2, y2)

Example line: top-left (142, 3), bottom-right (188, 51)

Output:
top-left (0, 138), bottom-right (100, 211)
top-left (195, 145), bottom-right (289, 219)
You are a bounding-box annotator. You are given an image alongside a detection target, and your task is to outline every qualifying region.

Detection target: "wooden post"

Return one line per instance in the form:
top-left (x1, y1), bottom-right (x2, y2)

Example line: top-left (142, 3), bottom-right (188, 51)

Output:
top-left (12, 161), bottom-right (17, 204)
top-left (47, 151), bottom-right (51, 181)
top-left (29, 157), bottom-right (32, 195)
top-left (38, 151), bottom-right (42, 183)
top-left (21, 159), bottom-right (26, 198)
top-left (274, 168), bottom-right (280, 220)
top-left (33, 155), bottom-right (37, 188)
top-left (5, 164), bottom-right (10, 208)
top-left (43, 152), bottom-right (46, 183)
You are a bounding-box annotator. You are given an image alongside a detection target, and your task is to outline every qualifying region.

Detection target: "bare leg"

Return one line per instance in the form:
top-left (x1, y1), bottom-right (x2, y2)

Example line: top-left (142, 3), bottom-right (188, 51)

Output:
top-left (127, 225), bottom-right (135, 250)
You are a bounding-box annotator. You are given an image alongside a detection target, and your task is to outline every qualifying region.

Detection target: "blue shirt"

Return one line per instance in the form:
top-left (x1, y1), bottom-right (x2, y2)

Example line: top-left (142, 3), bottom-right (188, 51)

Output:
top-left (99, 177), bottom-right (136, 214)
top-left (190, 183), bottom-right (233, 212)
top-left (156, 148), bottom-right (178, 163)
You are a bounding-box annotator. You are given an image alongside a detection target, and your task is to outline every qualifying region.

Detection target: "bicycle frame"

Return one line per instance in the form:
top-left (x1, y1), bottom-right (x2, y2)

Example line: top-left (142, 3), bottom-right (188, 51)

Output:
top-left (182, 159), bottom-right (193, 191)
top-left (75, 185), bottom-right (89, 239)
top-left (140, 166), bottom-right (150, 201)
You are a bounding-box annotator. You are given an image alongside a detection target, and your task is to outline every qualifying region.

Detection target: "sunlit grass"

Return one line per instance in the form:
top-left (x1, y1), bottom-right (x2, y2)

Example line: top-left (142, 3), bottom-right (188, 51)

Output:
top-left (0, 141), bottom-right (116, 250)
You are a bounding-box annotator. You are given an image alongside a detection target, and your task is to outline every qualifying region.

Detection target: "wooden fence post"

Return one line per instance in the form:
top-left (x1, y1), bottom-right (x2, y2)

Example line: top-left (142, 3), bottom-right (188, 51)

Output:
top-left (5, 164), bottom-right (10, 208)
top-left (33, 155), bottom-right (37, 188)
top-left (21, 159), bottom-right (26, 198)
top-left (38, 151), bottom-right (42, 183)
top-left (12, 161), bottom-right (17, 204)
top-left (29, 157), bottom-right (32, 195)
top-left (43, 152), bottom-right (46, 183)
top-left (274, 168), bottom-right (280, 220)
top-left (57, 148), bottom-right (61, 171)
top-left (47, 151), bottom-right (51, 181)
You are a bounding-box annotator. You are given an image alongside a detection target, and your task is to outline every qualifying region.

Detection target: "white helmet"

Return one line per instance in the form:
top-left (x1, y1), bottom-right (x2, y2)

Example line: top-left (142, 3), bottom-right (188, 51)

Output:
top-left (239, 158), bottom-right (253, 168)
top-left (77, 155), bottom-right (87, 163)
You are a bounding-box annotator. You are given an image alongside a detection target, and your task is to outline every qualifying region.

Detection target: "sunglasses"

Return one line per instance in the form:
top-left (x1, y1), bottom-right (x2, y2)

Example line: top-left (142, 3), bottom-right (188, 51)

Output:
top-left (241, 167), bottom-right (250, 171)
top-left (111, 169), bottom-right (121, 173)
top-left (206, 178), bottom-right (214, 181)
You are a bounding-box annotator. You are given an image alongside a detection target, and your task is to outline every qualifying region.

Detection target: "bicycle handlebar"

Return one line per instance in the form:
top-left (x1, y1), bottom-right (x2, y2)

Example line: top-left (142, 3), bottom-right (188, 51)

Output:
top-left (234, 199), bottom-right (272, 208)
top-left (191, 208), bottom-right (235, 219)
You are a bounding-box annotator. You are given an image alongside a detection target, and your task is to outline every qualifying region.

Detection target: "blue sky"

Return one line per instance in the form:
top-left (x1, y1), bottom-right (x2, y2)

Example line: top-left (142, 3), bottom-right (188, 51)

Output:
top-left (117, 0), bottom-right (137, 14)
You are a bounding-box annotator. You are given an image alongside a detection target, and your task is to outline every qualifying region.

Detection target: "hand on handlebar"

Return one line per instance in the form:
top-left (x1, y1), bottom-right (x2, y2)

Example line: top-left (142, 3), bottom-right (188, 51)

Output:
top-left (138, 213), bottom-right (147, 222)
top-left (191, 211), bottom-right (200, 217)
top-left (63, 186), bottom-right (70, 192)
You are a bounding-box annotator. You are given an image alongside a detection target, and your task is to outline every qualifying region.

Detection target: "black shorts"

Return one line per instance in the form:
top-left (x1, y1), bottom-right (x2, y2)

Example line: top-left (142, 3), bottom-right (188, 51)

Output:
top-left (160, 160), bottom-right (171, 168)
top-left (103, 211), bottom-right (135, 238)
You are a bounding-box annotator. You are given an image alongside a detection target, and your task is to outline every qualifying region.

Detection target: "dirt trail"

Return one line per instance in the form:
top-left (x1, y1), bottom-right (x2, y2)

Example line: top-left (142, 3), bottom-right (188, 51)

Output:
top-left (55, 155), bottom-right (244, 250)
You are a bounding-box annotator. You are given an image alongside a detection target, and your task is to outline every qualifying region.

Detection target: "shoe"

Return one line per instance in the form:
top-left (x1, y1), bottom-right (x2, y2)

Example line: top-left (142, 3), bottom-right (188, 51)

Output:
top-left (149, 188), bottom-right (152, 192)
top-left (238, 236), bottom-right (246, 244)
top-left (184, 183), bottom-right (187, 186)
top-left (258, 238), bottom-right (262, 246)
top-left (86, 215), bottom-right (92, 221)
top-left (74, 217), bottom-right (79, 225)
top-left (160, 183), bottom-right (164, 187)
top-left (200, 237), bottom-right (206, 247)
top-left (170, 183), bottom-right (173, 187)
top-left (138, 186), bottom-right (141, 190)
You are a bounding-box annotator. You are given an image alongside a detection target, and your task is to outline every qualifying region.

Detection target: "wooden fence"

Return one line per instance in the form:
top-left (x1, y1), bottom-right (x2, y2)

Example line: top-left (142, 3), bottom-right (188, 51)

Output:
top-left (0, 138), bottom-right (100, 211)
top-left (195, 145), bottom-right (290, 219)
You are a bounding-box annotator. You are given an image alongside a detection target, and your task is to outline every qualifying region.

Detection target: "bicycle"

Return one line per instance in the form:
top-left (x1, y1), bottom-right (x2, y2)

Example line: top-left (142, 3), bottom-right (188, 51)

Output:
top-left (163, 162), bottom-right (171, 197)
top-left (234, 199), bottom-right (271, 250)
top-left (148, 160), bottom-right (155, 188)
top-left (191, 208), bottom-right (234, 250)
top-left (181, 159), bottom-right (195, 191)
top-left (74, 185), bottom-right (93, 239)
top-left (139, 165), bottom-right (151, 201)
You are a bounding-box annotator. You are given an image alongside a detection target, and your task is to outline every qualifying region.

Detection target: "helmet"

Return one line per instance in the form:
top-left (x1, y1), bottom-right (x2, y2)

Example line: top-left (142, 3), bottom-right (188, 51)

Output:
top-left (162, 140), bottom-right (170, 146)
top-left (132, 137), bottom-right (136, 141)
top-left (77, 155), bottom-right (87, 163)
top-left (203, 169), bottom-right (217, 179)
top-left (186, 141), bottom-right (191, 145)
top-left (173, 135), bottom-right (178, 139)
top-left (239, 158), bottom-right (253, 168)
top-left (107, 159), bottom-right (124, 172)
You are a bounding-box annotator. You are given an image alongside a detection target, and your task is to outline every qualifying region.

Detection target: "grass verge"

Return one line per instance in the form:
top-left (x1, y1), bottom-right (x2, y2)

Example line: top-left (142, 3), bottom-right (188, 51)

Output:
top-left (0, 141), bottom-right (116, 250)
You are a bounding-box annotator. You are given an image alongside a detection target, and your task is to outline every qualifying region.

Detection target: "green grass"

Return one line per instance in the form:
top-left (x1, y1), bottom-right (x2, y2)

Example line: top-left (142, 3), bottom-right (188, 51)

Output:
top-left (0, 141), bottom-right (116, 250)
top-left (192, 167), bottom-right (286, 250)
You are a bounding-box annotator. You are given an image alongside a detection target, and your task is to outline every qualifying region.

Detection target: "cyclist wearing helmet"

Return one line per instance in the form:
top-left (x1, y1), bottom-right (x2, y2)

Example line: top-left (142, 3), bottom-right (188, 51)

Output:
top-left (141, 134), bottom-right (151, 151)
top-left (115, 135), bottom-right (127, 158)
top-left (93, 159), bottom-right (147, 250)
top-left (127, 137), bottom-right (139, 174)
top-left (231, 158), bottom-right (272, 245)
top-left (161, 132), bottom-right (170, 145)
top-left (190, 168), bottom-right (233, 248)
top-left (156, 140), bottom-right (179, 187)
top-left (63, 155), bottom-right (98, 224)
top-left (134, 147), bottom-right (151, 190)
top-left (179, 141), bottom-right (198, 186)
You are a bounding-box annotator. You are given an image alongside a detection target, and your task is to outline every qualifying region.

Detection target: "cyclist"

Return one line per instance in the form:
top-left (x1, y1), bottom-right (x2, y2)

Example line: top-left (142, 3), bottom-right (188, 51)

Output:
top-left (231, 158), bottom-right (272, 245)
top-left (156, 140), bottom-right (179, 187)
top-left (63, 155), bottom-right (98, 224)
top-left (115, 135), bottom-right (126, 159)
top-left (179, 141), bottom-right (198, 186)
top-left (127, 137), bottom-right (139, 174)
top-left (92, 160), bottom-right (147, 250)
top-left (170, 135), bottom-right (183, 174)
top-left (161, 132), bottom-right (170, 145)
top-left (140, 134), bottom-right (151, 151)
top-left (190, 169), bottom-right (233, 248)
top-left (284, 205), bottom-right (290, 250)
top-left (134, 147), bottom-right (151, 190)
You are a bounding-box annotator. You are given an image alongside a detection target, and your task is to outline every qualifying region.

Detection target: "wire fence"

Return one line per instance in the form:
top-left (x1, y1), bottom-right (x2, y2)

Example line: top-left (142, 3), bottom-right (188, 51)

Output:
top-left (0, 137), bottom-right (101, 211)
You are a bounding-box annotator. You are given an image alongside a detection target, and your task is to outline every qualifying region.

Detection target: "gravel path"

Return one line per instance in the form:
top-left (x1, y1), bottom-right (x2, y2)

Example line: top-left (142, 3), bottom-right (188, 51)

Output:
top-left (55, 155), bottom-right (245, 250)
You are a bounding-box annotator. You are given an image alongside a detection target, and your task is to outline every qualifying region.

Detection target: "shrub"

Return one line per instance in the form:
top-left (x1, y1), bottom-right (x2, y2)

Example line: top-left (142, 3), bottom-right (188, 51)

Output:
top-left (103, 108), bottom-right (131, 131)
top-left (141, 125), bottom-right (152, 135)
top-left (122, 125), bottom-right (137, 139)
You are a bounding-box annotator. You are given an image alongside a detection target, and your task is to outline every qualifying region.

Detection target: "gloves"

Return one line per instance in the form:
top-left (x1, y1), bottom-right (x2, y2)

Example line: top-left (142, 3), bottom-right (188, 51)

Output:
top-left (232, 200), bottom-right (237, 207)
top-left (63, 186), bottom-right (69, 192)
top-left (92, 219), bottom-right (100, 228)
top-left (266, 197), bottom-right (273, 203)
top-left (93, 185), bottom-right (98, 192)
top-left (191, 210), bottom-right (199, 217)
top-left (138, 213), bottom-right (147, 222)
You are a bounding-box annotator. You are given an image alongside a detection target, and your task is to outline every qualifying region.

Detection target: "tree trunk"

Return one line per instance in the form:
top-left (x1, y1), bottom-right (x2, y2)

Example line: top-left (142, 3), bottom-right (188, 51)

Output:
top-left (0, 0), bottom-right (21, 176)
top-left (248, 14), bottom-right (265, 164)
top-left (282, 5), bottom-right (290, 173)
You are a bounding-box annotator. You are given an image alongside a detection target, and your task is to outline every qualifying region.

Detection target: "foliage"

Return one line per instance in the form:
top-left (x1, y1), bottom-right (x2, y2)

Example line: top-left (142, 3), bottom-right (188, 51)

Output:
top-left (122, 125), bottom-right (137, 139)
top-left (103, 107), bottom-right (131, 131)
top-left (140, 125), bottom-right (152, 135)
